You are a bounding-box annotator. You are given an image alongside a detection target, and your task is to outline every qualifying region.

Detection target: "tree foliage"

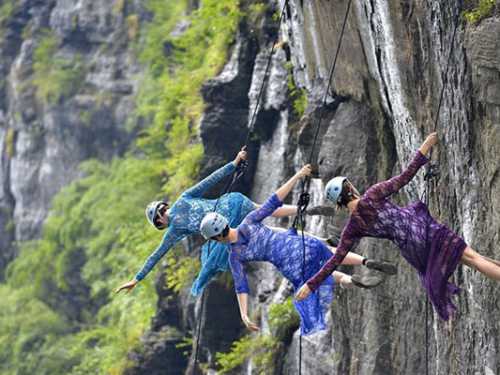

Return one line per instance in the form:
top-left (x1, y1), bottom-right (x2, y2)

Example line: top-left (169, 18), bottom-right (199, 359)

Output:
top-left (0, 0), bottom-right (242, 373)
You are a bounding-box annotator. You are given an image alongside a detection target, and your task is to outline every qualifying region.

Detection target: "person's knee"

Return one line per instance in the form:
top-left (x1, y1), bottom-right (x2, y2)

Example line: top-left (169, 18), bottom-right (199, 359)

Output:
top-left (462, 248), bottom-right (483, 269)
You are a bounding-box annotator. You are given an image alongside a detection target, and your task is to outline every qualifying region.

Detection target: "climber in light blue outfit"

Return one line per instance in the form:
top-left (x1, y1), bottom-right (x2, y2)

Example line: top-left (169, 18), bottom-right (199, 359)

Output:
top-left (115, 148), bottom-right (300, 295)
top-left (200, 165), bottom-right (387, 335)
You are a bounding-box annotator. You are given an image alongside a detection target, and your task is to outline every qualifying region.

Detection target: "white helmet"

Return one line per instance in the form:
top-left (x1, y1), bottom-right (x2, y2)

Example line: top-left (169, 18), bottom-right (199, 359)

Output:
top-left (145, 200), bottom-right (165, 229)
top-left (325, 176), bottom-right (347, 204)
top-left (200, 212), bottom-right (229, 240)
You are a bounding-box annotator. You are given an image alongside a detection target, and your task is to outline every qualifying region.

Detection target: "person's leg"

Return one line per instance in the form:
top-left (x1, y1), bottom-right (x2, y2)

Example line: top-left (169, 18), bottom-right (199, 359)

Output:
top-left (339, 252), bottom-right (364, 265)
top-left (461, 246), bottom-right (500, 281)
top-left (267, 225), bottom-right (396, 275)
top-left (332, 271), bottom-right (352, 286)
top-left (271, 204), bottom-right (297, 217)
top-left (332, 271), bottom-right (384, 289)
top-left (484, 255), bottom-right (500, 268)
top-left (267, 225), bottom-right (365, 265)
top-left (254, 203), bottom-right (336, 218)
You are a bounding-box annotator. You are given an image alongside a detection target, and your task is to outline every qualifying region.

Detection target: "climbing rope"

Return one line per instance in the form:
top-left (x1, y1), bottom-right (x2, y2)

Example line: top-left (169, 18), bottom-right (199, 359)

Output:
top-left (192, 162), bottom-right (246, 371)
top-left (192, 1), bottom-right (289, 371)
top-left (422, 2), bottom-right (463, 375)
top-left (293, 1), bottom-right (353, 374)
top-left (243, 0), bottom-right (290, 149)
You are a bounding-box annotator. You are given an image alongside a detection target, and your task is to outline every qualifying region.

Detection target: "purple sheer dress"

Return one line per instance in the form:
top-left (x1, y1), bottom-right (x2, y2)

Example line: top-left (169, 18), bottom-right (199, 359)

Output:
top-left (307, 151), bottom-right (467, 320)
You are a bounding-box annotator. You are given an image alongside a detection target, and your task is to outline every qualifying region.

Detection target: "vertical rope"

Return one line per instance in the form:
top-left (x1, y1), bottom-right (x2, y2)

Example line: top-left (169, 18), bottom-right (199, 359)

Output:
top-left (294, 2), bottom-right (353, 374)
top-left (243, 0), bottom-right (289, 147)
top-left (422, 4), bottom-right (463, 374)
top-left (193, 287), bottom-right (207, 373)
top-left (192, 1), bottom-right (289, 371)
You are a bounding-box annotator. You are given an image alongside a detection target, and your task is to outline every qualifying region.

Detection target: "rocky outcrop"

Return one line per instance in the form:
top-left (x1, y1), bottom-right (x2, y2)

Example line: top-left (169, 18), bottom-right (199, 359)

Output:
top-left (179, 0), bottom-right (500, 374)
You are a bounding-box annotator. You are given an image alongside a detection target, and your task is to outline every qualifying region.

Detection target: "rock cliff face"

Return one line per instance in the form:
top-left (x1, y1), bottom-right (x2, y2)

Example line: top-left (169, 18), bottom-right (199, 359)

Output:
top-left (1, 0), bottom-right (499, 374)
top-left (0, 0), bottom-right (143, 278)
top-left (174, 0), bottom-right (500, 374)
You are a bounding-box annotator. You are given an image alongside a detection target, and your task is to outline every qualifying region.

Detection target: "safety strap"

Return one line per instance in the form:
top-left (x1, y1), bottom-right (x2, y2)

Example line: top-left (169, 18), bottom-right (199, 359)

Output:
top-left (294, 1), bottom-right (353, 373)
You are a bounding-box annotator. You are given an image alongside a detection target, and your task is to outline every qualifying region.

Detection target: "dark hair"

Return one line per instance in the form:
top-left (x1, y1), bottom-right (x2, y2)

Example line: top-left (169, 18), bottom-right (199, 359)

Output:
top-left (153, 203), bottom-right (169, 229)
top-left (212, 225), bottom-right (230, 240)
top-left (337, 180), bottom-right (354, 208)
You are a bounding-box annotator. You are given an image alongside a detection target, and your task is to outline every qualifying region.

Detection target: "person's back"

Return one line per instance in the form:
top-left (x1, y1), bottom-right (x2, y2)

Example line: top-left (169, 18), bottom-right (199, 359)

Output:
top-left (230, 195), bottom-right (333, 288)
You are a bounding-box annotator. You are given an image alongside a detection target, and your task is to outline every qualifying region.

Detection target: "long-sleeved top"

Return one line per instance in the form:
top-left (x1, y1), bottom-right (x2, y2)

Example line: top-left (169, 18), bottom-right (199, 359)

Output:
top-left (135, 161), bottom-right (254, 282)
top-left (229, 193), bottom-right (335, 335)
top-left (307, 150), bottom-right (467, 320)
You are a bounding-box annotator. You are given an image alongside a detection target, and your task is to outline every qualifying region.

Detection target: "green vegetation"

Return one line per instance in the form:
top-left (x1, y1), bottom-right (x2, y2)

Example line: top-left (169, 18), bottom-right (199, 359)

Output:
top-left (268, 298), bottom-right (300, 341)
top-left (0, 0), bottom-right (243, 373)
top-left (165, 247), bottom-right (201, 293)
top-left (126, 14), bottom-right (140, 41)
top-left (216, 334), bottom-right (280, 374)
top-left (5, 128), bottom-right (15, 157)
top-left (247, 2), bottom-right (268, 25)
top-left (463, 0), bottom-right (496, 24)
top-left (0, 0), bottom-right (20, 40)
top-left (286, 61), bottom-right (308, 118)
top-left (112, 0), bottom-right (126, 15)
top-left (216, 299), bottom-right (299, 374)
top-left (32, 30), bottom-right (85, 105)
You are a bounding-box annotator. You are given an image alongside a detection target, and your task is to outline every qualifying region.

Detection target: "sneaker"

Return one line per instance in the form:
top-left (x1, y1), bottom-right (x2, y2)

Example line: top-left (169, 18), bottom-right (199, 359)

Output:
top-left (351, 274), bottom-right (384, 289)
top-left (364, 259), bottom-right (397, 275)
top-left (306, 205), bottom-right (337, 217)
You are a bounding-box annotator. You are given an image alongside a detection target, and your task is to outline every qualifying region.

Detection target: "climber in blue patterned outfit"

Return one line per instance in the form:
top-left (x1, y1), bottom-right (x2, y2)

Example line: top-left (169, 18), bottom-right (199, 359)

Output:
top-left (115, 148), bottom-right (302, 294)
top-left (200, 164), bottom-right (390, 335)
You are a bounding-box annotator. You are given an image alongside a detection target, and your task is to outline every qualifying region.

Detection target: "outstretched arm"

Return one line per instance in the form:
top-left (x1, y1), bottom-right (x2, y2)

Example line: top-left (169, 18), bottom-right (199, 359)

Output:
top-left (236, 293), bottom-right (259, 331)
top-left (115, 226), bottom-right (186, 293)
top-left (182, 148), bottom-right (247, 198)
top-left (365, 133), bottom-right (437, 201)
top-left (276, 164), bottom-right (311, 201)
top-left (229, 250), bottom-right (258, 331)
top-left (134, 227), bottom-right (186, 281)
top-left (296, 228), bottom-right (359, 300)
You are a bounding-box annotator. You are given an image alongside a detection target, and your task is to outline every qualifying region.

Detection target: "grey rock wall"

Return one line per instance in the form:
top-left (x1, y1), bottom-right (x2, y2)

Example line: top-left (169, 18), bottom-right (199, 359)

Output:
top-left (0, 0), bottom-right (144, 277)
top-left (180, 0), bottom-right (500, 374)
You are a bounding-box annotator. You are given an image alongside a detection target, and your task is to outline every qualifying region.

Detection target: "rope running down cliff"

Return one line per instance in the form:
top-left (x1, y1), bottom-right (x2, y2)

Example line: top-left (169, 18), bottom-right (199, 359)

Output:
top-left (192, 1), bottom-right (289, 371)
top-left (422, 2), bottom-right (463, 375)
top-left (292, 1), bottom-right (353, 374)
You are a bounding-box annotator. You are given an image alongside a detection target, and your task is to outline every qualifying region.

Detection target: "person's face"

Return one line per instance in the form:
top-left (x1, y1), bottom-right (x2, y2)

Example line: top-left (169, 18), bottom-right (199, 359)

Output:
top-left (154, 203), bottom-right (169, 230)
top-left (211, 226), bottom-right (229, 242)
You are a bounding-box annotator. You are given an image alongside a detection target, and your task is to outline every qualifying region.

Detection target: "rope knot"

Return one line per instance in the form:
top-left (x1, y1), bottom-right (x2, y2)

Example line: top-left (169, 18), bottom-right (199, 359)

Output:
top-left (297, 192), bottom-right (310, 212)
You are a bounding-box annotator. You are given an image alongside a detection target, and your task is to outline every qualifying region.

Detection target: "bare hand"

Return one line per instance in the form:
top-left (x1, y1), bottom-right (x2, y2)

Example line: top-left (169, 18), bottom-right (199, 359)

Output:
top-left (234, 146), bottom-right (248, 166)
top-left (295, 284), bottom-right (312, 301)
top-left (424, 132), bottom-right (438, 147)
top-left (419, 132), bottom-right (438, 156)
top-left (298, 164), bottom-right (312, 178)
top-left (242, 315), bottom-right (260, 332)
top-left (115, 280), bottom-right (138, 294)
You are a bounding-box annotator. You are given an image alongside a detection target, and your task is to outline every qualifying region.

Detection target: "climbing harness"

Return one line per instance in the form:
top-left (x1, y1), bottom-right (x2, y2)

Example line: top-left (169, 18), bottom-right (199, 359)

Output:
top-left (292, 0), bottom-right (353, 373)
top-left (421, 2), bottom-right (463, 375)
top-left (192, 1), bottom-right (289, 371)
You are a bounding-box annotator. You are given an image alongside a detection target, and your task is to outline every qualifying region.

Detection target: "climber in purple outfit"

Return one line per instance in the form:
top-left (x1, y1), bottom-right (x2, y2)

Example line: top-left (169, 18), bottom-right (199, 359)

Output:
top-left (297, 132), bottom-right (500, 320)
top-left (200, 165), bottom-right (395, 335)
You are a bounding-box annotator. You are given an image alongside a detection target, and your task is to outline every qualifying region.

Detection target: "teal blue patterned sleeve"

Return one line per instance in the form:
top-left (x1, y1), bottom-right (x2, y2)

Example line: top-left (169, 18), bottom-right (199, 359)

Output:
top-left (182, 162), bottom-right (236, 198)
top-left (134, 226), bottom-right (186, 281)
